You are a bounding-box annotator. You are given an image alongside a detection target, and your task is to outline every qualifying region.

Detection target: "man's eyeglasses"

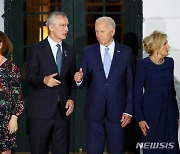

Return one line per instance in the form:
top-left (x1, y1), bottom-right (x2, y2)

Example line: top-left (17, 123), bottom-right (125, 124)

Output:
top-left (59, 24), bottom-right (70, 28)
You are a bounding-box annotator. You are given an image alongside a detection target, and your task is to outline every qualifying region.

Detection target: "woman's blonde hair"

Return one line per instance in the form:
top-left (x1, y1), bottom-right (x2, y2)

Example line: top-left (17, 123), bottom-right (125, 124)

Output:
top-left (0, 31), bottom-right (13, 56)
top-left (143, 30), bottom-right (167, 55)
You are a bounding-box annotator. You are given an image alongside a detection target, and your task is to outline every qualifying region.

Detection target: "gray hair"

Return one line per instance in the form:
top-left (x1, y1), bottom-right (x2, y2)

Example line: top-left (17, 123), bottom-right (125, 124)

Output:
top-left (95, 16), bottom-right (116, 29)
top-left (46, 11), bottom-right (67, 27)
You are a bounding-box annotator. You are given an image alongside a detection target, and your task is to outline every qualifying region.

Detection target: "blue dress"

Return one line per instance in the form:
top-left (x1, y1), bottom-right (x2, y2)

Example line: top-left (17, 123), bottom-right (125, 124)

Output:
top-left (134, 57), bottom-right (180, 154)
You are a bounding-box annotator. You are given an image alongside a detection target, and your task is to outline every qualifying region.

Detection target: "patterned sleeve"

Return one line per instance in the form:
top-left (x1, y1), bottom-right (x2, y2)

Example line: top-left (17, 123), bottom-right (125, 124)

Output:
top-left (10, 63), bottom-right (24, 117)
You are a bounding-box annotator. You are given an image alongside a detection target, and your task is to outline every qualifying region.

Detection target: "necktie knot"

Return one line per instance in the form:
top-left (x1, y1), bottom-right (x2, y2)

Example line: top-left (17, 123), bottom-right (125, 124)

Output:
top-left (56, 44), bottom-right (61, 49)
top-left (103, 48), bottom-right (111, 78)
top-left (105, 47), bottom-right (109, 52)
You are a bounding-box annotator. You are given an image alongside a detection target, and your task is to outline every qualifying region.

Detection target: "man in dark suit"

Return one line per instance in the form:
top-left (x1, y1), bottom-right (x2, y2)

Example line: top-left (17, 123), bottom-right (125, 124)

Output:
top-left (74, 16), bottom-right (133, 154)
top-left (27, 11), bottom-right (76, 154)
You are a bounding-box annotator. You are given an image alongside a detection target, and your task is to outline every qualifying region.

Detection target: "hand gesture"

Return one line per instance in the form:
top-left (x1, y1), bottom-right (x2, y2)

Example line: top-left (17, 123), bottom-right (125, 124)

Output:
top-left (43, 73), bottom-right (61, 87)
top-left (74, 68), bottom-right (83, 82)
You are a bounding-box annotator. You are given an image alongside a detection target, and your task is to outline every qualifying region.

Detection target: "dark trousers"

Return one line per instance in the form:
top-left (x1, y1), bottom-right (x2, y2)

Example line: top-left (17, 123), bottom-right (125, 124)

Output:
top-left (29, 107), bottom-right (70, 154)
top-left (86, 118), bottom-right (124, 154)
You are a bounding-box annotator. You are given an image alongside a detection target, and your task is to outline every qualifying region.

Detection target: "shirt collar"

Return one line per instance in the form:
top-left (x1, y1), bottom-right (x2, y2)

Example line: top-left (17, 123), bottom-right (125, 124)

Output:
top-left (100, 40), bottom-right (115, 52)
top-left (47, 36), bottom-right (62, 48)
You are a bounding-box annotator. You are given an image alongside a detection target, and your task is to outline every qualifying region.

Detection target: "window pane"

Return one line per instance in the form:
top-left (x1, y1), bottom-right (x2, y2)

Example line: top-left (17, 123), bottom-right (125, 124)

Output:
top-left (87, 6), bottom-right (103, 12)
top-left (24, 0), bottom-right (61, 46)
top-left (87, 14), bottom-right (103, 24)
top-left (87, 0), bottom-right (103, 3)
top-left (106, 0), bottom-right (121, 2)
top-left (85, 0), bottom-right (124, 45)
top-left (23, 0), bottom-right (61, 79)
top-left (105, 5), bottom-right (122, 12)
top-left (108, 14), bottom-right (123, 25)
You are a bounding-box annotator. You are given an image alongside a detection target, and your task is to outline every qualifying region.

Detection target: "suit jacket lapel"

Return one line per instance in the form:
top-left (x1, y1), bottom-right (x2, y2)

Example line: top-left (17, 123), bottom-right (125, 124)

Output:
top-left (43, 38), bottom-right (58, 72)
top-left (60, 42), bottom-right (69, 76)
top-left (108, 42), bottom-right (121, 79)
top-left (94, 44), bottom-right (106, 76)
top-left (93, 43), bottom-right (122, 79)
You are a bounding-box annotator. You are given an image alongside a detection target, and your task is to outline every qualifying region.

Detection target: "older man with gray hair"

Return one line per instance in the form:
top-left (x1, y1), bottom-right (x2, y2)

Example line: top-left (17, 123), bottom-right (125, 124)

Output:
top-left (74, 16), bottom-right (133, 154)
top-left (27, 11), bottom-right (76, 154)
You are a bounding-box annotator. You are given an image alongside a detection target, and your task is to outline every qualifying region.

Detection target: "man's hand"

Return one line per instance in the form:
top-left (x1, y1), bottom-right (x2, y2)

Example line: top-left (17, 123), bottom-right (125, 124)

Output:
top-left (74, 68), bottom-right (83, 82)
top-left (8, 115), bottom-right (18, 134)
top-left (65, 99), bottom-right (74, 116)
top-left (120, 114), bottom-right (131, 127)
top-left (43, 73), bottom-right (61, 87)
top-left (139, 120), bottom-right (149, 136)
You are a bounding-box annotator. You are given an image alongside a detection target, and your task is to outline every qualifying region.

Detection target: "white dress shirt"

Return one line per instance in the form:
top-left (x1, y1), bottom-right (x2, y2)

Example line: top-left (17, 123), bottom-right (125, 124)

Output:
top-left (100, 40), bottom-right (115, 63)
top-left (47, 36), bottom-right (63, 63)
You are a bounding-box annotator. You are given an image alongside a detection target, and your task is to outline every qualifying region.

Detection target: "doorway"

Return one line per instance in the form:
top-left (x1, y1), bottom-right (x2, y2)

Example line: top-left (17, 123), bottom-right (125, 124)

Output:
top-left (4, 0), bottom-right (142, 152)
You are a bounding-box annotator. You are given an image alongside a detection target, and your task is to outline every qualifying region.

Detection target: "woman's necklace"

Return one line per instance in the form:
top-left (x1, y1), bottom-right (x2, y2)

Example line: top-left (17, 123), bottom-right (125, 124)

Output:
top-left (149, 56), bottom-right (165, 65)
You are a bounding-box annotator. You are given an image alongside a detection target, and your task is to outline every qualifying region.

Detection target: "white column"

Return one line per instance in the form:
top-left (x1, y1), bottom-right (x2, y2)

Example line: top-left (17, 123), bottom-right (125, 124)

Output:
top-left (143, 0), bottom-right (180, 147)
top-left (0, 0), bottom-right (4, 31)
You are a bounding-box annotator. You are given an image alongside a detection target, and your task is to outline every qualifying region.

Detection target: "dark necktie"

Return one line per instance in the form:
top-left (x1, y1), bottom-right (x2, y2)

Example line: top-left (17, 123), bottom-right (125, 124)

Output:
top-left (56, 44), bottom-right (62, 75)
top-left (103, 48), bottom-right (111, 78)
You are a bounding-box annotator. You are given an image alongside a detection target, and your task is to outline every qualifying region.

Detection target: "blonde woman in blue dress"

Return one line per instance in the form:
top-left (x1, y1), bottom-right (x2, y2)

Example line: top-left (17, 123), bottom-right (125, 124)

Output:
top-left (134, 31), bottom-right (179, 154)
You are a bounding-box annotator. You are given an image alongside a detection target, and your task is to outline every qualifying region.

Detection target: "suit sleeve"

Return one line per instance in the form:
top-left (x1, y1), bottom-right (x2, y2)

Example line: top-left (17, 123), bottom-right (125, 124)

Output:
top-left (123, 49), bottom-right (133, 115)
top-left (78, 49), bottom-right (88, 88)
top-left (27, 46), bottom-right (45, 88)
top-left (134, 60), bottom-right (146, 122)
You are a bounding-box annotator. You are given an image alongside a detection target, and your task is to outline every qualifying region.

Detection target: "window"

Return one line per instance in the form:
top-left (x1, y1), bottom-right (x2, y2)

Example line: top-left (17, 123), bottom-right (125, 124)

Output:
top-left (85, 0), bottom-right (124, 45)
top-left (24, 0), bottom-right (61, 46)
top-left (23, 0), bottom-right (61, 79)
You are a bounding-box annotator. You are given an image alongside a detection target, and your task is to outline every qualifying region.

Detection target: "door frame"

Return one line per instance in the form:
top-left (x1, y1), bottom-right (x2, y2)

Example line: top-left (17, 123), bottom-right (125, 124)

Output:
top-left (4, 0), bottom-right (142, 152)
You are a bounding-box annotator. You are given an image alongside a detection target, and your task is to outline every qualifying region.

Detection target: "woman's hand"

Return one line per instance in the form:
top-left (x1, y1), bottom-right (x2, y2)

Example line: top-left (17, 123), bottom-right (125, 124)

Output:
top-left (8, 115), bottom-right (18, 134)
top-left (139, 120), bottom-right (149, 136)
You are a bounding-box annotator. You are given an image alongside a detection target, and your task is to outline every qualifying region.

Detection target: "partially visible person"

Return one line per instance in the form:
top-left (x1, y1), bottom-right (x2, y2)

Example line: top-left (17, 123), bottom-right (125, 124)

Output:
top-left (74, 16), bottom-right (133, 154)
top-left (134, 30), bottom-right (180, 154)
top-left (0, 31), bottom-right (24, 154)
top-left (26, 11), bottom-right (76, 154)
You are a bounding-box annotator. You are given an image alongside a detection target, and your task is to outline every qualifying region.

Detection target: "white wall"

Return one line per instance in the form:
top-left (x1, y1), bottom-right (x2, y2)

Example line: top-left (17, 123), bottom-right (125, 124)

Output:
top-left (143, 0), bottom-right (180, 147)
top-left (143, 0), bottom-right (180, 108)
top-left (0, 0), bottom-right (4, 31)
